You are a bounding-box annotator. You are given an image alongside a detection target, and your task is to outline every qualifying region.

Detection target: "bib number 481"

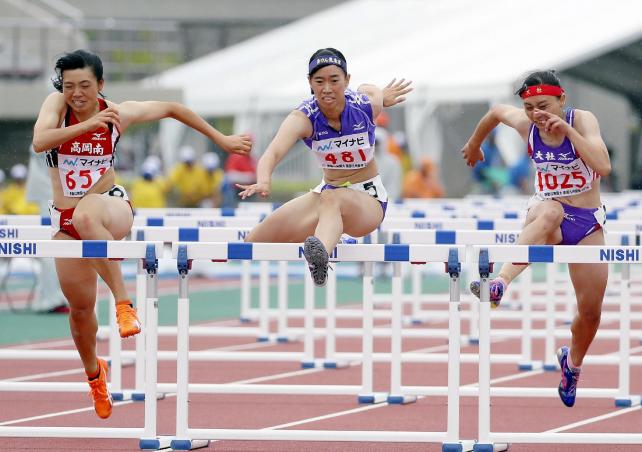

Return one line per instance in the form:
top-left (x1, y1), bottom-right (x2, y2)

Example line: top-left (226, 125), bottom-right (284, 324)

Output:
top-left (325, 149), bottom-right (367, 165)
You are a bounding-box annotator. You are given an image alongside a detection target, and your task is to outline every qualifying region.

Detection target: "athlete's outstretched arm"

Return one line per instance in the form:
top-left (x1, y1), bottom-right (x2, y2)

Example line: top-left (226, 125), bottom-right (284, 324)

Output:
top-left (358, 79), bottom-right (413, 120)
top-left (32, 93), bottom-right (120, 152)
top-left (237, 110), bottom-right (311, 199)
top-left (461, 104), bottom-right (531, 167)
top-left (117, 101), bottom-right (252, 155)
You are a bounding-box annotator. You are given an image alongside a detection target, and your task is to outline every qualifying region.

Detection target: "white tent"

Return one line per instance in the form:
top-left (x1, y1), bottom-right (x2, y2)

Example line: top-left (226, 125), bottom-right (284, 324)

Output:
top-left (149, 0), bottom-right (642, 112)
top-left (146, 0), bottom-right (642, 191)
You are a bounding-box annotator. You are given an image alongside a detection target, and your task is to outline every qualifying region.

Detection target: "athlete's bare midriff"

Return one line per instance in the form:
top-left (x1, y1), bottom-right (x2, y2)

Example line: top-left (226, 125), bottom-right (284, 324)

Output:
top-left (321, 160), bottom-right (379, 186)
top-left (50, 166), bottom-right (116, 209)
top-left (553, 180), bottom-right (602, 209)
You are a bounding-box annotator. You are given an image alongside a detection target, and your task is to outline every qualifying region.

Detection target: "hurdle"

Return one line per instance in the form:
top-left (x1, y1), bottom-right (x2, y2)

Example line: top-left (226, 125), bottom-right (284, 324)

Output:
top-left (0, 226), bottom-right (142, 400)
top-left (471, 244), bottom-right (642, 451)
top-left (132, 214), bottom-right (265, 228)
top-left (0, 239), bottom-right (169, 448)
top-left (135, 203), bottom-right (277, 217)
top-left (157, 241), bottom-right (474, 451)
top-left (390, 229), bottom-right (639, 369)
top-left (0, 215), bottom-right (51, 226)
top-left (0, 225), bottom-right (52, 310)
top-left (379, 218), bottom-right (642, 331)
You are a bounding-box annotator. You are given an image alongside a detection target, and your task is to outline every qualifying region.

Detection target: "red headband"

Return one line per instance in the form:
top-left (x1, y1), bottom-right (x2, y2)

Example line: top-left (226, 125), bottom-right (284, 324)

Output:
top-left (520, 84), bottom-right (564, 99)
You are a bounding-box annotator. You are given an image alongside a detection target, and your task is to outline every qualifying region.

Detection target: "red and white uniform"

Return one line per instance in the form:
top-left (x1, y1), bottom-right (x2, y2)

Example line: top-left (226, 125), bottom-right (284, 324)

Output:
top-left (46, 98), bottom-right (120, 197)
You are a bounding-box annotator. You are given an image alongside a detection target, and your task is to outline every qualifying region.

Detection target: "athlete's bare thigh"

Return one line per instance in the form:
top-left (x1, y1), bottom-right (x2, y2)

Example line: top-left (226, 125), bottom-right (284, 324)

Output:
top-left (329, 188), bottom-right (383, 237)
top-left (245, 192), bottom-right (321, 243)
top-left (53, 231), bottom-right (97, 310)
top-left (74, 194), bottom-right (133, 240)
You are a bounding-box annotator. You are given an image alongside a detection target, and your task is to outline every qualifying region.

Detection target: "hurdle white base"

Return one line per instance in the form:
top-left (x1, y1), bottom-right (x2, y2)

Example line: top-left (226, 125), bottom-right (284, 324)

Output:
top-left (112, 390), bottom-right (137, 401)
top-left (275, 334), bottom-right (302, 343)
top-left (489, 432), bottom-right (642, 444)
top-left (472, 442), bottom-right (510, 451)
top-left (170, 438), bottom-right (210, 450)
top-left (139, 436), bottom-right (173, 450)
top-left (186, 428), bottom-right (449, 442)
top-left (517, 361), bottom-right (543, 371)
top-left (357, 392), bottom-right (388, 404)
top-left (615, 395), bottom-right (642, 407)
top-left (442, 440), bottom-right (478, 452)
top-left (399, 385), bottom-right (620, 399)
top-left (158, 382), bottom-right (364, 396)
top-left (322, 359), bottom-right (350, 369)
top-left (386, 394), bottom-right (418, 404)
top-left (130, 392), bottom-right (167, 402)
top-left (0, 426), bottom-right (143, 438)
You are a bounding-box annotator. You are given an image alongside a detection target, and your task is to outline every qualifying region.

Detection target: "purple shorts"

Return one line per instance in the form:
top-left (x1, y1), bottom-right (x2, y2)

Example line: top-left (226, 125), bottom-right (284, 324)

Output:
top-left (558, 202), bottom-right (605, 245)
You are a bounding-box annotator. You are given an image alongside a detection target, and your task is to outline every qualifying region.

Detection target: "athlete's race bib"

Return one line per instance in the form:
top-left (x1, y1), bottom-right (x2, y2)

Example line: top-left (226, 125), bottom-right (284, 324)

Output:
top-left (312, 132), bottom-right (374, 170)
top-left (58, 154), bottom-right (112, 197)
top-left (534, 160), bottom-right (592, 199)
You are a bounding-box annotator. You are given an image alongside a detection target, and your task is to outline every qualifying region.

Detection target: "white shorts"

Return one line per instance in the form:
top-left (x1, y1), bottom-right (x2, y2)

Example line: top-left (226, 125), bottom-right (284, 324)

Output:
top-left (311, 174), bottom-right (389, 203)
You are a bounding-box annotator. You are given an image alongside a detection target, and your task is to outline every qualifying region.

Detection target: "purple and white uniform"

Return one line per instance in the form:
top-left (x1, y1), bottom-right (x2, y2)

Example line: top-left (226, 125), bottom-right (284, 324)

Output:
top-left (527, 108), bottom-right (605, 245)
top-left (297, 88), bottom-right (388, 216)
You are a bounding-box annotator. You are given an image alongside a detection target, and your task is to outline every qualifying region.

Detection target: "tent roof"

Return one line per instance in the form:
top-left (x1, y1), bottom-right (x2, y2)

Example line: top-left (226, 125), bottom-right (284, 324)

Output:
top-left (146, 0), bottom-right (642, 115)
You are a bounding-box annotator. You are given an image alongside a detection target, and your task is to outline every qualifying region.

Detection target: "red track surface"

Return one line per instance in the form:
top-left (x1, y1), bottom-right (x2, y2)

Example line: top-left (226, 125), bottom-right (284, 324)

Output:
top-left (2, 302), bottom-right (642, 452)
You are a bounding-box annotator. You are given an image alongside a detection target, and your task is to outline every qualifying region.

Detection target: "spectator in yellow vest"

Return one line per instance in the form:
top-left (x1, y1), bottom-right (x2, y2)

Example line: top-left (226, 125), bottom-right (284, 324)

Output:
top-left (1, 164), bottom-right (39, 214)
top-left (168, 146), bottom-right (209, 207)
top-left (130, 158), bottom-right (168, 208)
top-left (201, 152), bottom-right (224, 207)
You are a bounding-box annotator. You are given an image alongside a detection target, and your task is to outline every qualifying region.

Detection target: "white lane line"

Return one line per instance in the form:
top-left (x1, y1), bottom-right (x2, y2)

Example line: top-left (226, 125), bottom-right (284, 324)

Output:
top-left (3, 317), bottom-right (641, 436)
top-left (0, 339), bottom-right (453, 427)
top-left (544, 406), bottom-right (642, 433)
top-left (0, 402), bottom-right (133, 426)
top-left (256, 363), bottom-right (545, 433)
top-left (1, 340), bottom-right (276, 383)
top-left (255, 342), bottom-right (642, 433)
top-left (2, 368), bottom-right (87, 382)
top-left (5, 338), bottom-right (77, 350)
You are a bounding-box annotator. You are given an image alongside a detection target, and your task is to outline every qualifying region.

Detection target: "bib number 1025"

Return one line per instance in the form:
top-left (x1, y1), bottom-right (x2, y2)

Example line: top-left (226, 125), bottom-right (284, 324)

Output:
top-left (537, 171), bottom-right (587, 191)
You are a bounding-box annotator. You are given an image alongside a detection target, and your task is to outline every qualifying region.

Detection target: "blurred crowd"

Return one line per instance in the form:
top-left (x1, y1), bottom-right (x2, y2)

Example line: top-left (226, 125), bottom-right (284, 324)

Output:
top-left (129, 145), bottom-right (258, 209)
top-left (0, 145), bottom-right (259, 214)
top-left (1, 116), bottom-right (561, 215)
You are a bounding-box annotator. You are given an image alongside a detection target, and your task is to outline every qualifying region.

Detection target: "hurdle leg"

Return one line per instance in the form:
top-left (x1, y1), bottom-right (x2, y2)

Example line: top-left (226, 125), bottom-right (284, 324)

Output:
top-left (139, 250), bottom-right (171, 450)
top-left (301, 269), bottom-right (316, 368)
top-left (475, 249), bottom-right (493, 451)
top-left (108, 292), bottom-right (124, 400)
top-left (466, 245), bottom-right (479, 345)
top-left (410, 265), bottom-right (423, 324)
top-left (443, 249), bottom-right (474, 452)
top-left (171, 253), bottom-right (209, 451)
top-left (518, 267), bottom-right (541, 371)
top-left (358, 261), bottom-right (387, 404)
top-left (257, 261), bottom-right (270, 342)
top-left (239, 260), bottom-right (252, 322)
top-left (543, 263), bottom-right (557, 371)
top-left (324, 267), bottom-right (348, 368)
top-left (134, 259), bottom-right (147, 400)
top-left (387, 262), bottom-right (416, 404)
top-left (616, 263), bottom-right (641, 407)
top-left (276, 261), bottom-right (292, 342)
